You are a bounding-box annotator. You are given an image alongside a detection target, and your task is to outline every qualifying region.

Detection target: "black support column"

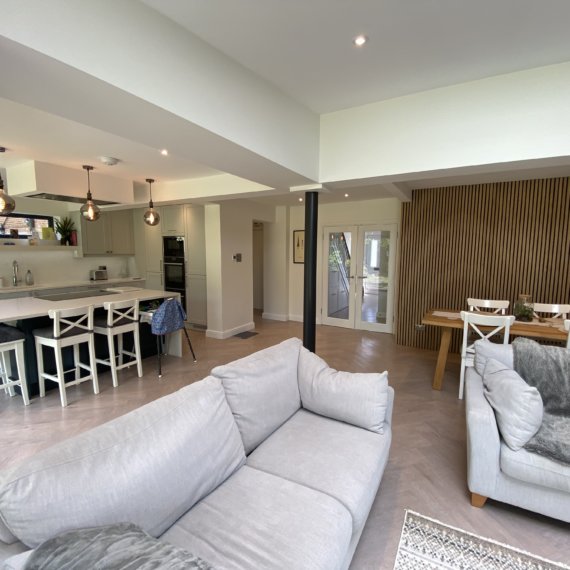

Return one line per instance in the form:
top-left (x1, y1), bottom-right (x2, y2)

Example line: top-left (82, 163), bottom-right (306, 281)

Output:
top-left (303, 191), bottom-right (319, 352)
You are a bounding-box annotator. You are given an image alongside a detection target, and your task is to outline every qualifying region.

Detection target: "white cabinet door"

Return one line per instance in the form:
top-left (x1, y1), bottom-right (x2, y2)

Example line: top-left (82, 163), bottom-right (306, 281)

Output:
top-left (161, 206), bottom-right (185, 236)
top-left (144, 218), bottom-right (163, 273)
top-left (185, 205), bottom-right (206, 274)
top-left (81, 216), bottom-right (109, 255)
top-left (109, 211), bottom-right (134, 255)
top-left (145, 271), bottom-right (163, 290)
top-left (186, 274), bottom-right (207, 325)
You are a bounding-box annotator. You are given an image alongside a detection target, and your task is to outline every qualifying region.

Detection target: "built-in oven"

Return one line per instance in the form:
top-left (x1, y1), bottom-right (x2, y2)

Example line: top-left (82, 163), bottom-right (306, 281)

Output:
top-left (163, 236), bottom-right (187, 313)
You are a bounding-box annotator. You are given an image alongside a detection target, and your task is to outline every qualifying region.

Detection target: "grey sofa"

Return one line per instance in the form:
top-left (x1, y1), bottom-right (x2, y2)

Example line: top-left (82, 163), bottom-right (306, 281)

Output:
top-left (0, 338), bottom-right (394, 569)
top-left (465, 342), bottom-right (570, 522)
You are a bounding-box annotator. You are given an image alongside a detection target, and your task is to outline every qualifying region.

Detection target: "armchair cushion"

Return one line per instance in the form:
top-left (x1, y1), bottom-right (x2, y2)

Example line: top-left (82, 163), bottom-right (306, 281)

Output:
top-left (297, 346), bottom-right (389, 434)
top-left (483, 358), bottom-right (543, 451)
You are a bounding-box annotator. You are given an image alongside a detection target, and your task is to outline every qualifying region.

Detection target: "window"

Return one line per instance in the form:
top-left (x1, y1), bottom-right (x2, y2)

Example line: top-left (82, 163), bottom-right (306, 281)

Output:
top-left (0, 214), bottom-right (55, 239)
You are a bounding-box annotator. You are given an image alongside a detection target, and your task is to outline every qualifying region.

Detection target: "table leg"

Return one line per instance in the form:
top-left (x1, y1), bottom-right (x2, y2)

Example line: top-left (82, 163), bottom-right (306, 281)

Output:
top-left (433, 326), bottom-right (452, 390)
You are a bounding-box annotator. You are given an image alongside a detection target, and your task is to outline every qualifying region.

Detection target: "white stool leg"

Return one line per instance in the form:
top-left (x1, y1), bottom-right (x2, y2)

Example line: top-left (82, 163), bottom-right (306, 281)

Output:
top-left (134, 328), bottom-right (143, 378)
top-left (118, 333), bottom-right (124, 366)
top-left (36, 339), bottom-right (46, 398)
top-left (54, 344), bottom-right (67, 408)
top-left (107, 333), bottom-right (118, 388)
top-left (15, 342), bottom-right (30, 406)
top-left (88, 336), bottom-right (100, 395)
top-left (1, 351), bottom-right (16, 397)
top-left (73, 343), bottom-right (81, 381)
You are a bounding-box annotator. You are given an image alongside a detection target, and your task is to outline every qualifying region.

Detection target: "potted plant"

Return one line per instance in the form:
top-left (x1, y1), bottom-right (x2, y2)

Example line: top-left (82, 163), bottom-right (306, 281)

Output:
top-left (55, 216), bottom-right (76, 246)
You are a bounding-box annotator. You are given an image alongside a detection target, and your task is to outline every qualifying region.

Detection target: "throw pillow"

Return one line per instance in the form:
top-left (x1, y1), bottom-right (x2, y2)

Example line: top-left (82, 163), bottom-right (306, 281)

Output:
top-left (298, 346), bottom-right (389, 434)
top-left (473, 339), bottom-right (513, 376)
top-left (483, 358), bottom-right (543, 451)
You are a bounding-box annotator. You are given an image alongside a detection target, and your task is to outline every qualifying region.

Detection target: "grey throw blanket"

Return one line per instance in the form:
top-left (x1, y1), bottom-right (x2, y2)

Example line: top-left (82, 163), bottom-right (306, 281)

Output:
top-left (23, 523), bottom-right (214, 570)
top-left (513, 337), bottom-right (570, 464)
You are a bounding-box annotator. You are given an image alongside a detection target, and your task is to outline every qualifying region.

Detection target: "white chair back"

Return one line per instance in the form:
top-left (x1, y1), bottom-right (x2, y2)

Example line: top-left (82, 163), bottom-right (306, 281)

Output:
top-left (102, 299), bottom-right (139, 327)
top-left (458, 311), bottom-right (515, 399)
top-left (467, 298), bottom-right (510, 315)
top-left (532, 303), bottom-right (570, 320)
top-left (565, 319), bottom-right (570, 349)
top-left (48, 305), bottom-right (94, 339)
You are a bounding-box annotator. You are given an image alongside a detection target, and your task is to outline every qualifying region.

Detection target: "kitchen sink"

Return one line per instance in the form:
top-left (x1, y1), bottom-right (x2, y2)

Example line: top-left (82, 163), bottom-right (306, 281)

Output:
top-left (35, 290), bottom-right (117, 301)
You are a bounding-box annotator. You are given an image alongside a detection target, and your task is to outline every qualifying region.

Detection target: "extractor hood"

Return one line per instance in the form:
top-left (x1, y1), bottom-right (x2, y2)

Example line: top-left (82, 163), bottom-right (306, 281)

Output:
top-left (5, 160), bottom-right (134, 204)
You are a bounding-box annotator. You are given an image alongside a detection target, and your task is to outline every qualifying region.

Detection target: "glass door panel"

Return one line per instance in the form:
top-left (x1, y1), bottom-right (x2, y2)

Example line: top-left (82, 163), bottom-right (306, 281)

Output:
top-left (322, 226), bottom-right (356, 328)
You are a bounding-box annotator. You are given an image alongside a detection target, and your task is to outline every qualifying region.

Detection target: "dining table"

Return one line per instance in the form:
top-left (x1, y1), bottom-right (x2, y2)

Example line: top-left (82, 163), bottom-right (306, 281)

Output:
top-left (422, 309), bottom-right (568, 390)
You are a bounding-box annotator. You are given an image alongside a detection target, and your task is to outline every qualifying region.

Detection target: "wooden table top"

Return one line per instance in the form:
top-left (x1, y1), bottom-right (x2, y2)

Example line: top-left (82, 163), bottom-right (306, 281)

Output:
top-left (422, 309), bottom-right (568, 342)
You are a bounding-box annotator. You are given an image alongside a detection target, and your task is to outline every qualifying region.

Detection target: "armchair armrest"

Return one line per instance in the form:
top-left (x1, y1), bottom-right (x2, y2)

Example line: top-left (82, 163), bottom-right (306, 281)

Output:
top-left (465, 368), bottom-right (501, 498)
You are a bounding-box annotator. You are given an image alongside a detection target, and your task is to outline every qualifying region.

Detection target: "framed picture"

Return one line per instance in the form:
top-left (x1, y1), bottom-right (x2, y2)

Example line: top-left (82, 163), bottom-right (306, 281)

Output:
top-left (293, 230), bottom-right (305, 264)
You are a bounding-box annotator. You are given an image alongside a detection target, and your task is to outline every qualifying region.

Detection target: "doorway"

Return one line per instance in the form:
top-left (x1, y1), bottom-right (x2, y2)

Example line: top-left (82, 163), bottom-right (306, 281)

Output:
top-left (322, 224), bottom-right (397, 333)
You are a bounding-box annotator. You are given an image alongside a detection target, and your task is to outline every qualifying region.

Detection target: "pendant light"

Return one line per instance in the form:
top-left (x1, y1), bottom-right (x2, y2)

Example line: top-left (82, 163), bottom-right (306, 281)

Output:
top-left (143, 178), bottom-right (160, 226)
top-left (80, 165), bottom-right (101, 222)
top-left (0, 173), bottom-right (15, 215)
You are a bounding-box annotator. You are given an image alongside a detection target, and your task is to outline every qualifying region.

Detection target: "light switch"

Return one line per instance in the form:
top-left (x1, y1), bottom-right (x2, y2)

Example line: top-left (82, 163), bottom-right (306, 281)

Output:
top-left (232, 253), bottom-right (242, 262)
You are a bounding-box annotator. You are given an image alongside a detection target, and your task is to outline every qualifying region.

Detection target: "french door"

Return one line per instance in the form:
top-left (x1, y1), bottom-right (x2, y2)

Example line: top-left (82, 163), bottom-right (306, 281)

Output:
top-left (322, 224), bottom-right (397, 333)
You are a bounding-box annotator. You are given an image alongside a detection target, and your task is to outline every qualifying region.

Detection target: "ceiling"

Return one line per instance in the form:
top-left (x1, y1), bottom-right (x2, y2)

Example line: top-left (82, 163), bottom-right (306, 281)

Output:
top-left (142, 0), bottom-right (570, 113)
top-left (2, 1), bottom-right (570, 206)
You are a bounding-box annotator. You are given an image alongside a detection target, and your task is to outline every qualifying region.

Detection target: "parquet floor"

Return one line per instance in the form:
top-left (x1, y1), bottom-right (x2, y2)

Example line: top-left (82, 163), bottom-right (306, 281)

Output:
top-left (1, 315), bottom-right (568, 569)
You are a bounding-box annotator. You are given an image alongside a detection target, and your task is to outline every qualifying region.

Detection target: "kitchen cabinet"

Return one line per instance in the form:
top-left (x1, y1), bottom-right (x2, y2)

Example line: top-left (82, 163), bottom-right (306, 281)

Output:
top-left (186, 274), bottom-right (206, 326)
top-left (145, 271), bottom-right (163, 291)
top-left (144, 217), bottom-right (163, 273)
top-left (81, 211), bottom-right (134, 255)
top-left (161, 206), bottom-right (185, 236)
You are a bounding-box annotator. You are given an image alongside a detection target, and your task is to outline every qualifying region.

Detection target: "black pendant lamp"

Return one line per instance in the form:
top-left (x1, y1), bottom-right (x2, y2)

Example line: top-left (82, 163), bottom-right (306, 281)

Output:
top-left (80, 165), bottom-right (101, 222)
top-left (143, 178), bottom-right (160, 226)
top-left (0, 173), bottom-right (15, 215)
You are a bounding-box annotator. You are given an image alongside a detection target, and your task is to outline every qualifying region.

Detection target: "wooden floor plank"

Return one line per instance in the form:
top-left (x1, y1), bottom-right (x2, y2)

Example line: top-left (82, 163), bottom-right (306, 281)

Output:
top-left (1, 315), bottom-right (568, 569)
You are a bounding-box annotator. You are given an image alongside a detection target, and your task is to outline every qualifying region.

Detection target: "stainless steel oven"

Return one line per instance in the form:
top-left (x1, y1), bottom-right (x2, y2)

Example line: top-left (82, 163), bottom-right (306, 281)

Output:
top-left (163, 236), bottom-right (186, 313)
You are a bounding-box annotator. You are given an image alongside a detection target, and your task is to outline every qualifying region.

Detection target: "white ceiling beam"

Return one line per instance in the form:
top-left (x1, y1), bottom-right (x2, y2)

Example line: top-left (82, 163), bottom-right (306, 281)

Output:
top-left (382, 182), bottom-right (412, 202)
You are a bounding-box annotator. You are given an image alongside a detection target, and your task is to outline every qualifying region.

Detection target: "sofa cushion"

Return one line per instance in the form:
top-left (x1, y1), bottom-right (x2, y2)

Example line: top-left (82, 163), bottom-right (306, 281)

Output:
top-left (212, 337), bottom-right (302, 454)
top-left (161, 465), bottom-right (352, 570)
top-left (247, 409), bottom-right (392, 534)
top-left (500, 443), bottom-right (570, 494)
top-left (0, 377), bottom-right (245, 548)
top-left (298, 346), bottom-right (389, 434)
top-left (483, 358), bottom-right (543, 451)
top-left (474, 339), bottom-right (513, 376)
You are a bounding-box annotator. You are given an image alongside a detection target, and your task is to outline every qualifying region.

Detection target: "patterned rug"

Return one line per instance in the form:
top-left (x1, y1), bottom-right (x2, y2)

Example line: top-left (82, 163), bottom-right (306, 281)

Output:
top-left (393, 510), bottom-right (569, 570)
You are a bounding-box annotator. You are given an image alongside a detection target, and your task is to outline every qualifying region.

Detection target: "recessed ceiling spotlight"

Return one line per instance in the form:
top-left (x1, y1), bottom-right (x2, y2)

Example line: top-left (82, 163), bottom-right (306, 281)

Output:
top-left (298, 197), bottom-right (303, 202)
top-left (353, 35), bottom-right (367, 47)
top-left (160, 149), bottom-right (168, 156)
top-left (344, 193), bottom-right (349, 198)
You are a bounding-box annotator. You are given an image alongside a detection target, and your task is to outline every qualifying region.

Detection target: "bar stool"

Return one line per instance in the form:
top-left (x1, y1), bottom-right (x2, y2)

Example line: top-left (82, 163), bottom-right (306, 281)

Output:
top-left (93, 299), bottom-right (143, 387)
top-left (34, 305), bottom-right (99, 408)
top-left (0, 324), bottom-right (30, 406)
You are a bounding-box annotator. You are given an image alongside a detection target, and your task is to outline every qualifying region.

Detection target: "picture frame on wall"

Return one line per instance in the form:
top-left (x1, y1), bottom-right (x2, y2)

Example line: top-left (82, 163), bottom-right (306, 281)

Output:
top-left (293, 230), bottom-right (305, 264)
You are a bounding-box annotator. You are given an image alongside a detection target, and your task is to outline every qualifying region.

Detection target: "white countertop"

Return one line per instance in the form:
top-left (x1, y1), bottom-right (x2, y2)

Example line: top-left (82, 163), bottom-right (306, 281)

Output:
top-left (0, 277), bottom-right (145, 296)
top-left (0, 288), bottom-right (176, 321)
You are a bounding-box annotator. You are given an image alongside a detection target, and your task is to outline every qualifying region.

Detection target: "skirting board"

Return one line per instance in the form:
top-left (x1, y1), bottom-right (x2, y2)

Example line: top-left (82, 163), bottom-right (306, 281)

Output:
top-left (206, 321), bottom-right (255, 340)
top-left (261, 312), bottom-right (288, 321)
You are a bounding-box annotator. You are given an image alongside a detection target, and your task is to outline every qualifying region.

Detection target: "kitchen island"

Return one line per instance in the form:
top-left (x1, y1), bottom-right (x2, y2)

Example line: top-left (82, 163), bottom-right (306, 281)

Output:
top-left (0, 288), bottom-right (182, 397)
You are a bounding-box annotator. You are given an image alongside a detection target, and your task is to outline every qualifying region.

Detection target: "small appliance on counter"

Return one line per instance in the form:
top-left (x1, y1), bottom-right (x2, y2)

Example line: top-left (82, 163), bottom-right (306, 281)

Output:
top-left (90, 266), bottom-right (108, 281)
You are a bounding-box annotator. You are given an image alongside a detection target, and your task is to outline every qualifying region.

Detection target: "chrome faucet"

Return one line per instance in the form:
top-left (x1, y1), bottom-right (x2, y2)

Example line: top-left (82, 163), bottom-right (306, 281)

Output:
top-left (12, 260), bottom-right (19, 286)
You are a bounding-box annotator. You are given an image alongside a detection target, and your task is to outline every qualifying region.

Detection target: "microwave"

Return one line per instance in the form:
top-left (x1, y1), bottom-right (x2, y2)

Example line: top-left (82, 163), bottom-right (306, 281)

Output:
top-left (163, 236), bottom-right (185, 262)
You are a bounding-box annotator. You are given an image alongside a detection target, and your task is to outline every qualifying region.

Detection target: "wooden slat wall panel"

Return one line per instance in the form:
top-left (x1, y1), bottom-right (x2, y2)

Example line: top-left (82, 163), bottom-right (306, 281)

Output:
top-left (395, 178), bottom-right (570, 352)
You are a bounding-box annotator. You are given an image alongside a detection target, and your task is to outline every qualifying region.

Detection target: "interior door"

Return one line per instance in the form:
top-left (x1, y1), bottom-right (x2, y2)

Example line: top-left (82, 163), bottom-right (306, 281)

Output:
top-left (322, 224), bottom-right (397, 333)
top-left (322, 226), bottom-right (357, 328)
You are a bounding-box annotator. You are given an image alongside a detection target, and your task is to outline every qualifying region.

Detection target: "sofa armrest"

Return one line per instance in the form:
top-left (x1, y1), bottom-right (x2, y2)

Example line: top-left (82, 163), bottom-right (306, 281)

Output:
top-left (465, 368), bottom-right (501, 498)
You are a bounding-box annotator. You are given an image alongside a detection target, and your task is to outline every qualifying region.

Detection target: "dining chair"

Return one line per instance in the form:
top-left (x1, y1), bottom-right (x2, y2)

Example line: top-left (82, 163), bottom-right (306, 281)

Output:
top-left (565, 320), bottom-right (570, 349)
top-left (459, 311), bottom-right (515, 400)
top-left (93, 299), bottom-right (143, 387)
top-left (34, 305), bottom-right (99, 407)
top-left (0, 324), bottom-right (30, 406)
top-left (532, 303), bottom-right (570, 320)
top-left (467, 298), bottom-right (510, 314)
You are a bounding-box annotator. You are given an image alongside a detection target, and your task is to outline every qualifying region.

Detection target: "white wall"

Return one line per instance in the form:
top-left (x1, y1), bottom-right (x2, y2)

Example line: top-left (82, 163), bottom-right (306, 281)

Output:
top-left (288, 198), bottom-right (401, 322)
top-left (263, 206), bottom-right (289, 321)
top-left (320, 62), bottom-right (570, 184)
